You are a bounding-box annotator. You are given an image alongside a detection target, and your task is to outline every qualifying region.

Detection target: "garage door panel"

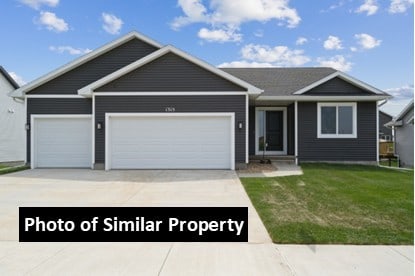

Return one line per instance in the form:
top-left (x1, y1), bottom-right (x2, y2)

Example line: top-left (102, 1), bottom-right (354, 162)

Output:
top-left (109, 115), bottom-right (232, 169)
top-left (33, 117), bottom-right (92, 168)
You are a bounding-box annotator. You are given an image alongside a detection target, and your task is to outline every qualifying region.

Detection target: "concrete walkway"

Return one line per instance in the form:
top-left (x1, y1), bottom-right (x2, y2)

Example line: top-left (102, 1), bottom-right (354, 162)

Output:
top-left (238, 161), bottom-right (303, 178)
top-left (275, 244), bottom-right (414, 276)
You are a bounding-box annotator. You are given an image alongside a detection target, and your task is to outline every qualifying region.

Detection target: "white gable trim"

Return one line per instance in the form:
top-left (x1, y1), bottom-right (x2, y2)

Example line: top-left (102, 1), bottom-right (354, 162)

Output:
top-left (78, 45), bottom-right (263, 97)
top-left (293, 71), bottom-right (386, 95)
top-left (10, 31), bottom-right (162, 98)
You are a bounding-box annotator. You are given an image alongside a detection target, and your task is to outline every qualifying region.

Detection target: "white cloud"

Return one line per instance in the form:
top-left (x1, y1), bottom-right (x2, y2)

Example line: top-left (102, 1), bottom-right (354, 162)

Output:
top-left (20, 0), bottom-right (59, 10)
top-left (38, 11), bottom-right (68, 32)
top-left (198, 27), bottom-right (242, 42)
top-left (354, 33), bottom-right (381, 49)
top-left (49, 46), bottom-right (92, 55)
top-left (389, 0), bottom-right (414, 13)
top-left (171, 0), bottom-right (208, 29)
top-left (241, 44), bottom-right (311, 66)
top-left (381, 84), bottom-right (414, 116)
top-left (172, 0), bottom-right (301, 42)
top-left (323, 35), bottom-right (343, 50)
top-left (218, 60), bottom-right (274, 67)
top-left (102, 13), bottom-right (123, 35)
top-left (355, 0), bottom-right (379, 15)
top-left (8, 72), bottom-right (26, 86)
top-left (385, 84), bottom-right (414, 100)
top-left (317, 55), bottom-right (352, 72)
top-left (295, 37), bottom-right (308, 45)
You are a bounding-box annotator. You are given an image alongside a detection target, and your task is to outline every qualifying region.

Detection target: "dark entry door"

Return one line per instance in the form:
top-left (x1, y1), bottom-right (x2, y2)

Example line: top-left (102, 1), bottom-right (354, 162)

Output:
top-left (266, 111), bottom-right (283, 151)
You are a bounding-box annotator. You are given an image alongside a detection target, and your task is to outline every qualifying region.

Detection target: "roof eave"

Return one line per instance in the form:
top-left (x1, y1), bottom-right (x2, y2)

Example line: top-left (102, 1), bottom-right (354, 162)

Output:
top-left (394, 99), bottom-right (414, 121)
top-left (257, 95), bottom-right (391, 101)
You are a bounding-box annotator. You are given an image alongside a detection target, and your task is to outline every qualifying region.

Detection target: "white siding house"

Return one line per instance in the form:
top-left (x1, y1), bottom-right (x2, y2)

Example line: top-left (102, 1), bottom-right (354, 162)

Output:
top-left (0, 67), bottom-right (25, 163)
top-left (386, 99), bottom-right (414, 168)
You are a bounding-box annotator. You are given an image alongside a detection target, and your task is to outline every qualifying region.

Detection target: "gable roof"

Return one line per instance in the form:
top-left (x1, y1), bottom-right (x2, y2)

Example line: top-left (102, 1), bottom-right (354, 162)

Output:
top-left (385, 99), bottom-right (414, 127)
top-left (222, 67), bottom-right (389, 98)
top-left (0, 66), bottom-right (19, 89)
top-left (10, 31), bottom-right (162, 98)
top-left (222, 67), bottom-right (335, 96)
top-left (79, 45), bottom-right (263, 96)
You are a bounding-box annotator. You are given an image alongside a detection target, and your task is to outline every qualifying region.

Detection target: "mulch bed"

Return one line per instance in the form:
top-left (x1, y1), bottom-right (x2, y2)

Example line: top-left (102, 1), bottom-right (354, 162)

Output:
top-left (238, 162), bottom-right (277, 173)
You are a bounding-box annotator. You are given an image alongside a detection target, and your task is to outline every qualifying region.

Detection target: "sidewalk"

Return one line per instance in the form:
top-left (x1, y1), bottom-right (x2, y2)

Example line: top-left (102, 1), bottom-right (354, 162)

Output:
top-left (275, 244), bottom-right (414, 276)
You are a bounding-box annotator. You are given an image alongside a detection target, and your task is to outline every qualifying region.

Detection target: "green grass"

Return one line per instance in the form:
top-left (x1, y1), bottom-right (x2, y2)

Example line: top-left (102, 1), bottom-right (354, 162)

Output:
top-left (0, 165), bottom-right (29, 175)
top-left (379, 159), bottom-right (399, 168)
top-left (241, 163), bottom-right (414, 244)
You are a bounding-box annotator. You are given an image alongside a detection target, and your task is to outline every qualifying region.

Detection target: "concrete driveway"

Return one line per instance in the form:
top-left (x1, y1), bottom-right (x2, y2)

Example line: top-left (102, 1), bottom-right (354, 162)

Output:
top-left (0, 169), bottom-right (290, 275)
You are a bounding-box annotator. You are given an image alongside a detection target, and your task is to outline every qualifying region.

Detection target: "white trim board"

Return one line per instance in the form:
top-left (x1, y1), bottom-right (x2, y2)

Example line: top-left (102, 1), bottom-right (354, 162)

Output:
top-left (376, 102), bottom-right (379, 164)
top-left (245, 94), bottom-right (249, 164)
top-left (255, 107), bottom-right (287, 155)
top-left (257, 95), bottom-right (390, 101)
top-left (10, 31), bottom-right (162, 98)
top-left (93, 92), bottom-right (249, 96)
top-left (104, 112), bottom-right (236, 171)
top-left (30, 114), bottom-right (93, 169)
top-left (26, 95), bottom-right (86, 98)
top-left (79, 45), bottom-right (263, 97)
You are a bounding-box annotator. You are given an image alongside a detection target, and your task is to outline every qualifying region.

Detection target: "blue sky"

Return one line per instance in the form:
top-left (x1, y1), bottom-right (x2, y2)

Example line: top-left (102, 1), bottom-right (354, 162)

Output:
top-left (0, 0), bottom-right (413, 115)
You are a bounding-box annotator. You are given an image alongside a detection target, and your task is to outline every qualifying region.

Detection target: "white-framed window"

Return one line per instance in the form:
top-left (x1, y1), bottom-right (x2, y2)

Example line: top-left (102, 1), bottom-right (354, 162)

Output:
top-left (317, 102), bottom-right (357, 138)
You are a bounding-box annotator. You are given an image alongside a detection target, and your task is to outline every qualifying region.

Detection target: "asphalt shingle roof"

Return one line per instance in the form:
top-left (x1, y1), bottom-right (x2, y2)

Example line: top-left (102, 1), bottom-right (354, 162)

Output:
top-left (221, 67), bottom-right (337, 96)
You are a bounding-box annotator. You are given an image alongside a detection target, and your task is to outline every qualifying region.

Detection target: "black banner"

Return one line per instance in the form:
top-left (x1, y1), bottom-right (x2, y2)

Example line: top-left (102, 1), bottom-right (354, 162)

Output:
top-left (19, 207), bottom-right (248, 242)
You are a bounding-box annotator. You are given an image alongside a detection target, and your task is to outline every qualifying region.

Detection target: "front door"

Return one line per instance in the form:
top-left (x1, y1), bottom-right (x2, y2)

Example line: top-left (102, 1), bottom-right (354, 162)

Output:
top-left (256, 107), bottom-right (287, 155)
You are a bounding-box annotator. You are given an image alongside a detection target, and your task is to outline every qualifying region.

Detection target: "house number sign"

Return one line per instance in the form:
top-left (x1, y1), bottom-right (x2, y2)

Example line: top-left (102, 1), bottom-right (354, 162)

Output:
top-left (165, 107), bottom-right (176, 112)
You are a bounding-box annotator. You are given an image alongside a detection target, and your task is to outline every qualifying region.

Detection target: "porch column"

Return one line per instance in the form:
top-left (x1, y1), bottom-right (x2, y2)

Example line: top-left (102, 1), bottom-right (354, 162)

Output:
top-left (294, 101), bottom-right (298, 165)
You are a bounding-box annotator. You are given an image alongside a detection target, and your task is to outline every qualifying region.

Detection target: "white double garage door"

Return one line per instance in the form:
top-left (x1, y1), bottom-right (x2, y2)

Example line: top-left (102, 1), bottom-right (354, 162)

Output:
top-left (31, 113), bottom-right (235, 170)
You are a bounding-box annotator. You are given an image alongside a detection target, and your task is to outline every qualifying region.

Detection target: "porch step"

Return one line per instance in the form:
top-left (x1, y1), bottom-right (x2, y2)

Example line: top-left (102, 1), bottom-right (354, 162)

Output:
top-left (250, 155), bottom-right (296, 162)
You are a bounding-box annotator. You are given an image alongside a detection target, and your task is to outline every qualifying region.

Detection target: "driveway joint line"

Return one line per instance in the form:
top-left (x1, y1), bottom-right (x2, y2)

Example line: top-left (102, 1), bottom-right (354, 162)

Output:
top-left (274, 245), bottom-right (297, 276)
top-left (158, 242), bottom-right (174, 276)
top-left (388, 246), bottom-right (414, 262)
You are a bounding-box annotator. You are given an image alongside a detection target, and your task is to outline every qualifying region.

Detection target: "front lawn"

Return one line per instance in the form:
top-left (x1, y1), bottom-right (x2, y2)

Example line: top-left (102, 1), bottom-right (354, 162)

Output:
top-left (0, 165), bottom-right (29, 175)
top-left (241, 163), bottom-right (413, 244)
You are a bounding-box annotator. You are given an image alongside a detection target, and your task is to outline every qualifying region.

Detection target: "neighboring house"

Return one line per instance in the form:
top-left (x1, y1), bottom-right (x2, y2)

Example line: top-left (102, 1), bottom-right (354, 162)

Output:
top-left (10, 31), bottom-right (390, 170)
top-left (379, 110), bottom-right (393, 141)
top-left (385, 100), bottom-right (414, 168)
top-left (0, 66), bottom-right (25, 163)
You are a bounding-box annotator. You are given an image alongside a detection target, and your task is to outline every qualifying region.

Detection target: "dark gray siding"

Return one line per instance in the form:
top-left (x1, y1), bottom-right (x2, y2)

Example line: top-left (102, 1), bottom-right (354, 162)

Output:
top-left (298, 102), bottom-right (377, 162)
top-left (379, 111), bottom-right (393, 140)
top-left (96, 53), bottom-right (246, 92)
top-left (305, 77), bottom-right (375, 96)
top-left (28, 39), bottom-right (158, 95)
top-left (95, 95), bottom-right (246, 164)
top-left (26, 98), bottom-right (92, 162)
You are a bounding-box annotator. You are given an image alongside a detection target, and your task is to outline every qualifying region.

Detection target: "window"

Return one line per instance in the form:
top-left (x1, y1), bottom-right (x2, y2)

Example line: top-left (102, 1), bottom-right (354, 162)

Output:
top-left (317, 103), bottom-right (357, 138)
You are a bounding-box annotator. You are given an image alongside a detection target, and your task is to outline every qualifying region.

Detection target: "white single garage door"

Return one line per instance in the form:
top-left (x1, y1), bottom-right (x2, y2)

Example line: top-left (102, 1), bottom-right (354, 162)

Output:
top-left (107, 113), bottom-right (234, 170)
top-left (32, 116), bottom-right (92, 168)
